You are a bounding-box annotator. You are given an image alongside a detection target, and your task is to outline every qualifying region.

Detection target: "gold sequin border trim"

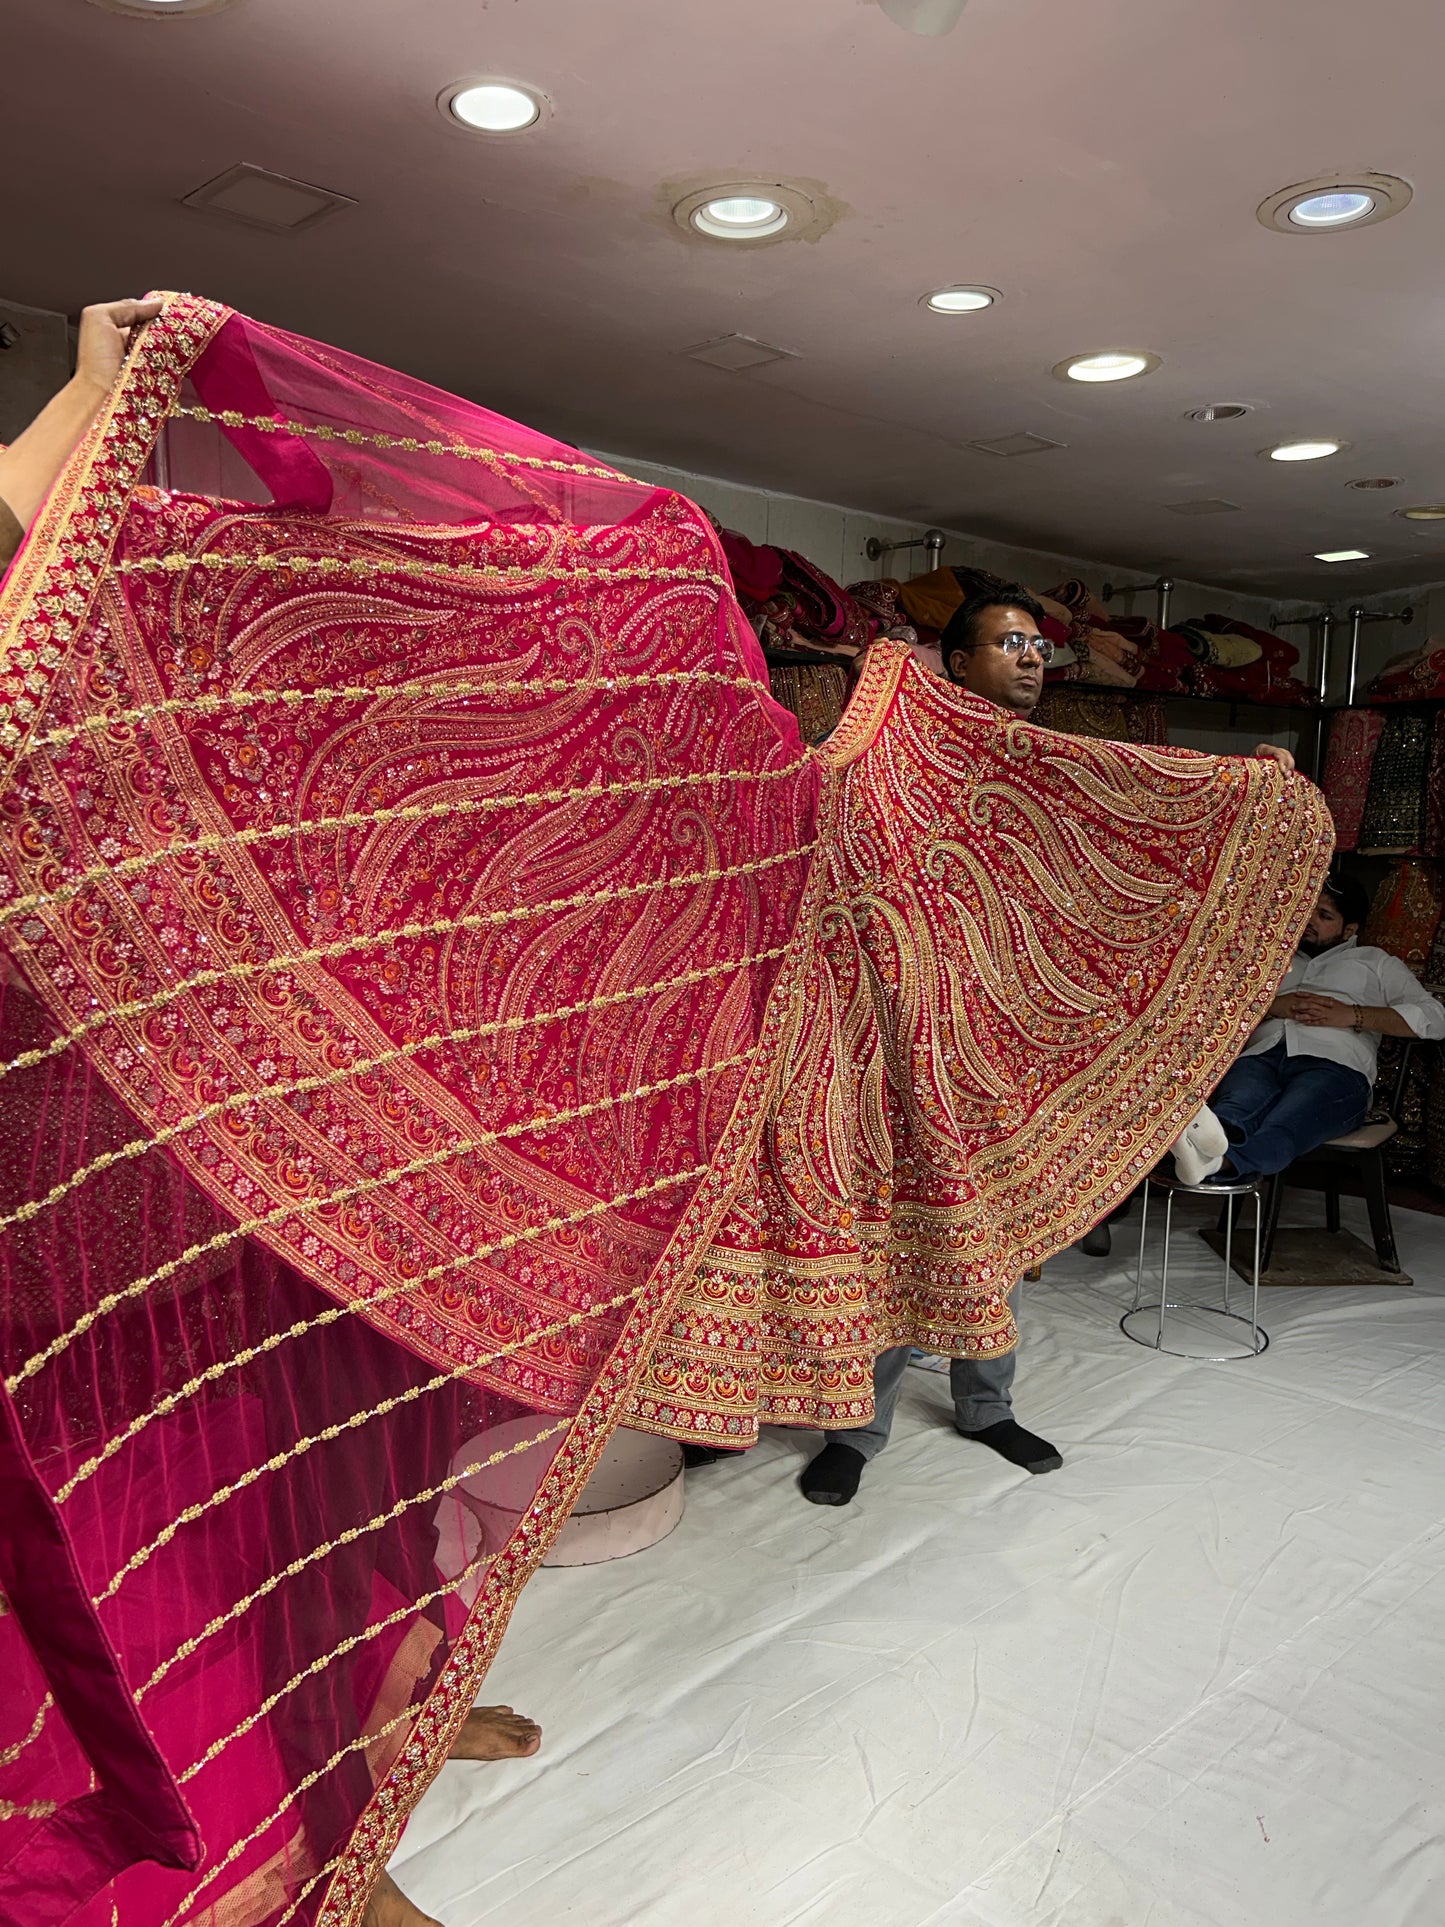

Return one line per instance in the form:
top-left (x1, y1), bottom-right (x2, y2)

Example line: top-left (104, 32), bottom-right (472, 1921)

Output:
top-left (169, 403), bottom-right (637, 485)
top-left (111, 550), bottom-right (729, 593)
top-left (21, 669), bottom-right (766, 760)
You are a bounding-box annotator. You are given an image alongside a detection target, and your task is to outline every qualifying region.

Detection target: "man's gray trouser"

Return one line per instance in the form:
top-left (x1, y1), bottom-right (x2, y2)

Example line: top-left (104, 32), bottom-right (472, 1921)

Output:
top-left (822, 1291), bottom-right (1020, 1463)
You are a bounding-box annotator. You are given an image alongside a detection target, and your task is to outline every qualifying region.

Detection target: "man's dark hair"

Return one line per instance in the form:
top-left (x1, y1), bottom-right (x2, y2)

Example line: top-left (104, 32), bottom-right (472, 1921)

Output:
top-left (940, 585), bottom-right (1049, 681)
top-left (1322, 872), bottom-right (1371, 931)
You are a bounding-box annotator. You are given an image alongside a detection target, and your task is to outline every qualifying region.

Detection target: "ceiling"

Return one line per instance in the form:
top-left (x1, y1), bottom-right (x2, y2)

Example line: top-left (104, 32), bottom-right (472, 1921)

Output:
top-left (8, 0), bottom-right (1445, 596)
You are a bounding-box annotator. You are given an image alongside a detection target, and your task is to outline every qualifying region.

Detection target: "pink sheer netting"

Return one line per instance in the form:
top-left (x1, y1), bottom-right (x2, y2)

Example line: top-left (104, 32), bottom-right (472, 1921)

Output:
top-left (0, 296), bottom-right (819, 1924)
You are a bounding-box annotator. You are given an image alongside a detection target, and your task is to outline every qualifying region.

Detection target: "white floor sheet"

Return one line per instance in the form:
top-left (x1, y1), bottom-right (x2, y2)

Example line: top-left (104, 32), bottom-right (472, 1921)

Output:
top-left (392, 1197), bottom-right (1445, 1927)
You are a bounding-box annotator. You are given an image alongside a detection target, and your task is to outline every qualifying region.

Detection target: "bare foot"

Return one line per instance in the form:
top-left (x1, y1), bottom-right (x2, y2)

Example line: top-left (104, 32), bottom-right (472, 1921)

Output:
top-left (361, 1869), bottom-right (441, 1927)
top-left (448, 1704), bottom-right (542, 1762)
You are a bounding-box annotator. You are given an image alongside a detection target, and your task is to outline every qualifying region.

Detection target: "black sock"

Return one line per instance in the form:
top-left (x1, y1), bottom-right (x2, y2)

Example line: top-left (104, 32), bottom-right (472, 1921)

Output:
top-left (800, 1442), bottom-right (866, 1505)
top-left (957, 1418), bottom-right (1062, 1474)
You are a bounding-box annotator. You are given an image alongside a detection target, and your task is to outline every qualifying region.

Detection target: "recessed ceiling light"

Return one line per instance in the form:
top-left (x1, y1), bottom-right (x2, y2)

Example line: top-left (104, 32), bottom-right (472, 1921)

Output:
top-left (1346, 476), bottom-right (1401, 491)
top-left (1055, 351), bottom-right (1160, 384)
top-left (670, 182), bottom-right (822, 247)
top-left (1315, 549), bottom-right (1370, 563)
top-left (1398, 504), bottom-right (1445, 521)
top-left (1265, 440), bottom-right (1343, 462)
top-left (1184, 403), bottom-right (1252, 422)
top-left (443, 81), bottom-right (544, 133)
top-left (923, 286), bottom-right (999, 314)
top-left (1258, 173), bottom-right (1412, 234)
top-left (692, 195), bottom-right (788, 239)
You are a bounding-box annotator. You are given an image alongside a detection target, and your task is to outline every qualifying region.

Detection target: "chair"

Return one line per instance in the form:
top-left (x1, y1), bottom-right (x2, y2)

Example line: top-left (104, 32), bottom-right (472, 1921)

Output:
top-left (1259, 1040), bottom-right (1415, 1275)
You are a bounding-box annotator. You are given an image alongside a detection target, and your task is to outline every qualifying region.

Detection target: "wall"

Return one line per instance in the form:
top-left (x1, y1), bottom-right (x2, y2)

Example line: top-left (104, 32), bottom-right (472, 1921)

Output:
top-left (593, 447), bottom-right (1324, 757)
top-left (0, 296), bottom-right (69, 444)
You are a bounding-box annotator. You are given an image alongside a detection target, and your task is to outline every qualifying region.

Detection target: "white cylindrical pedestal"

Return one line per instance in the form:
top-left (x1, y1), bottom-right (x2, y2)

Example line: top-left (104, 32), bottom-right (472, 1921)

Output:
top-left (545, 1427), bottom-right (684, 1567)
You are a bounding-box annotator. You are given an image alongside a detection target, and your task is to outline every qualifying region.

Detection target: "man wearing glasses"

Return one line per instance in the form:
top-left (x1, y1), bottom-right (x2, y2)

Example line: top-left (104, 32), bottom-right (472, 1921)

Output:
top-left (799, 584), bottom-right (1302, 1506)
top-left (799, 588), bottom-right (1067, 1504)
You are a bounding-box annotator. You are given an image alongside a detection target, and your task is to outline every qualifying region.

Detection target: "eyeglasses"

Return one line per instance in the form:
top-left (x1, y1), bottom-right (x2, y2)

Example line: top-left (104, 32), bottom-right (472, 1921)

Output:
top-left (959, 631), bottom-right (1055, 664)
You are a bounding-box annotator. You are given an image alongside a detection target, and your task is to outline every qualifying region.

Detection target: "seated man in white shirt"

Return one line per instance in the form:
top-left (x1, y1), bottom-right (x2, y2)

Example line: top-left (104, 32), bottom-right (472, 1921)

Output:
top-left (1174, 874), bottom-right (1445, 1186)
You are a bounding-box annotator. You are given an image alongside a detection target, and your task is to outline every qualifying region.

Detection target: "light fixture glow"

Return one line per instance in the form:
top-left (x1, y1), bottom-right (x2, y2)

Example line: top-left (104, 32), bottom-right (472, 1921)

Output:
top-left (924, 286), bottom-right (997, 314)
top-left (1289, 190), bottom-right (1376, 228)
top-left (1315, 549), bottom-right (1370, 563)
top-left (1267, 440), bottom-right (1342, 462)
top-left (1058, 351), bottom-right (1156, 384)
top-left (1400, 504), bottom-right (1445, 521)
top-left (1258, 173), bottom-right (1412, 235)
top-left (447, 82), bottom-right (542, 133)
top-left (691, 196), bottom-right (789, 239)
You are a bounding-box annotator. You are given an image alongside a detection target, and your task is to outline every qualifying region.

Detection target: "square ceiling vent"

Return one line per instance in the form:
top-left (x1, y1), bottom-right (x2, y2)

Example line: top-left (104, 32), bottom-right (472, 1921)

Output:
top-left (1163, 498), bottom-right (1243, 515)
top-left (966, 431), bottom-right (1065, 458)
top-left (681, 334), bottom-right (799, 373)
top-left (180, 163), bottom-right (357, 233)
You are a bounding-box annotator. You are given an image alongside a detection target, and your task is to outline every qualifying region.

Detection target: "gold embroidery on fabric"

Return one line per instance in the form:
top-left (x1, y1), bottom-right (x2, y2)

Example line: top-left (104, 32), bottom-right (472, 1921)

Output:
top-left (0, 946), bottom-right (789, 1236)
top-left (0, 1696), bottom-right (52, 1767)
top-left (0, 762), bottom-right (809, 928)
top-left (1, 842), bottom-right (816, 1083)
top-left (21, 669), bottom-right (767, 760)
top-left (135, 1417), bottom-right (573, 1700)
top-left (156, 1692), bottom-right (435, 1927)
top-left (179, 1541), bottom-right (502, 1783)
top-left (111, 551), bottom-right (727, 592)
top-left (169, 403), bottom-right (636, 484)
top-left (25, 1055), bottom-right (739, 1396)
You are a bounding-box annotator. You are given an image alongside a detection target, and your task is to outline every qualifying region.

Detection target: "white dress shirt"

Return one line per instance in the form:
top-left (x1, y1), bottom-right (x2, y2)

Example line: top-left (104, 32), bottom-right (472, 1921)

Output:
top-left (1244, 936), bottom-right (1445, 1084)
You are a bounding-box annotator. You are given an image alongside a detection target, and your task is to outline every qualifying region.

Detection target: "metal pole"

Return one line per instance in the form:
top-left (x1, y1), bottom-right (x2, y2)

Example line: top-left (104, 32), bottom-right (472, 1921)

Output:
top-left (1156, 578), bottom-right (1175, 630)
top-left (1133, 1184), bottom-right (1150, 1313)
top-left (1316, 611), bottom-right (1335, 704)
top-left (924, 530), bottom-right (945, 573)
top-left (1346, 607), bottom-right (1365, 707)
top-left (1251, 1187), bottom-right (1263, 1354)
top-left (1157, 1190), bottom-right (1174, 1350)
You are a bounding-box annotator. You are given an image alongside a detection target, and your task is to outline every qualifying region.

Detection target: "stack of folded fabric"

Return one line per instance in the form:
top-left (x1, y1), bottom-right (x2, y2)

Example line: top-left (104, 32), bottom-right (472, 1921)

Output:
top-left (719, 528), bottom-right (876, 741)
top-left (896, 565), bottom-right (1074, 661)
top-left (764, 661), bottom-right (853, 744)
top-left (1043, 578), bottom-right (1149, 686)
top-left (1167, 615), bottom-right (1316, 705)
top-left (1321, 709), bottom-right (1386, 851)
top-left (1367, 639), bottom-right (1445, 704)
top-left (720, 529), bottom-right (872, 661)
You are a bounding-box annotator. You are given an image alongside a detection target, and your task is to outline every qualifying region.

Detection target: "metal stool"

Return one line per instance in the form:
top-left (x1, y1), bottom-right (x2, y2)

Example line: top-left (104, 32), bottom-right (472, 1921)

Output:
top-left (1122, 1169), bottom-right (1268, 1360)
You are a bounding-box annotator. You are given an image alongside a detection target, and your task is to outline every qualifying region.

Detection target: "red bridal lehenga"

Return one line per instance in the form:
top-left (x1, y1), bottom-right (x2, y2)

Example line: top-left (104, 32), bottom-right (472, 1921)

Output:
top-left (0, 296), bottom-right (1331, 1927)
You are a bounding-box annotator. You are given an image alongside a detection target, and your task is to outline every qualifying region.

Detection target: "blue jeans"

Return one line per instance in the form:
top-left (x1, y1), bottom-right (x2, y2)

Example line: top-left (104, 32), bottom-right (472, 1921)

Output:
top-left (1210, 1041), bottom-right (1370, 1177)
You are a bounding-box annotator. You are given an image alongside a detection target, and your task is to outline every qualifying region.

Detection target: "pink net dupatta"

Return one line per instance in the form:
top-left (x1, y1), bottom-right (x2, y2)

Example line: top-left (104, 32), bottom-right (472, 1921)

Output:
top-left (0, 295), bottom-right (818, 1925)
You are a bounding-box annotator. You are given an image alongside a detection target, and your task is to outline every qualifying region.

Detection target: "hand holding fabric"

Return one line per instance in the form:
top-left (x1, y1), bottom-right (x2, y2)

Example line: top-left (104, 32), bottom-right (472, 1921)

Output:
top-left (1252, 743), bottom-right (1296, 773)
top-left (73, 296), bottom-right (165, 399)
